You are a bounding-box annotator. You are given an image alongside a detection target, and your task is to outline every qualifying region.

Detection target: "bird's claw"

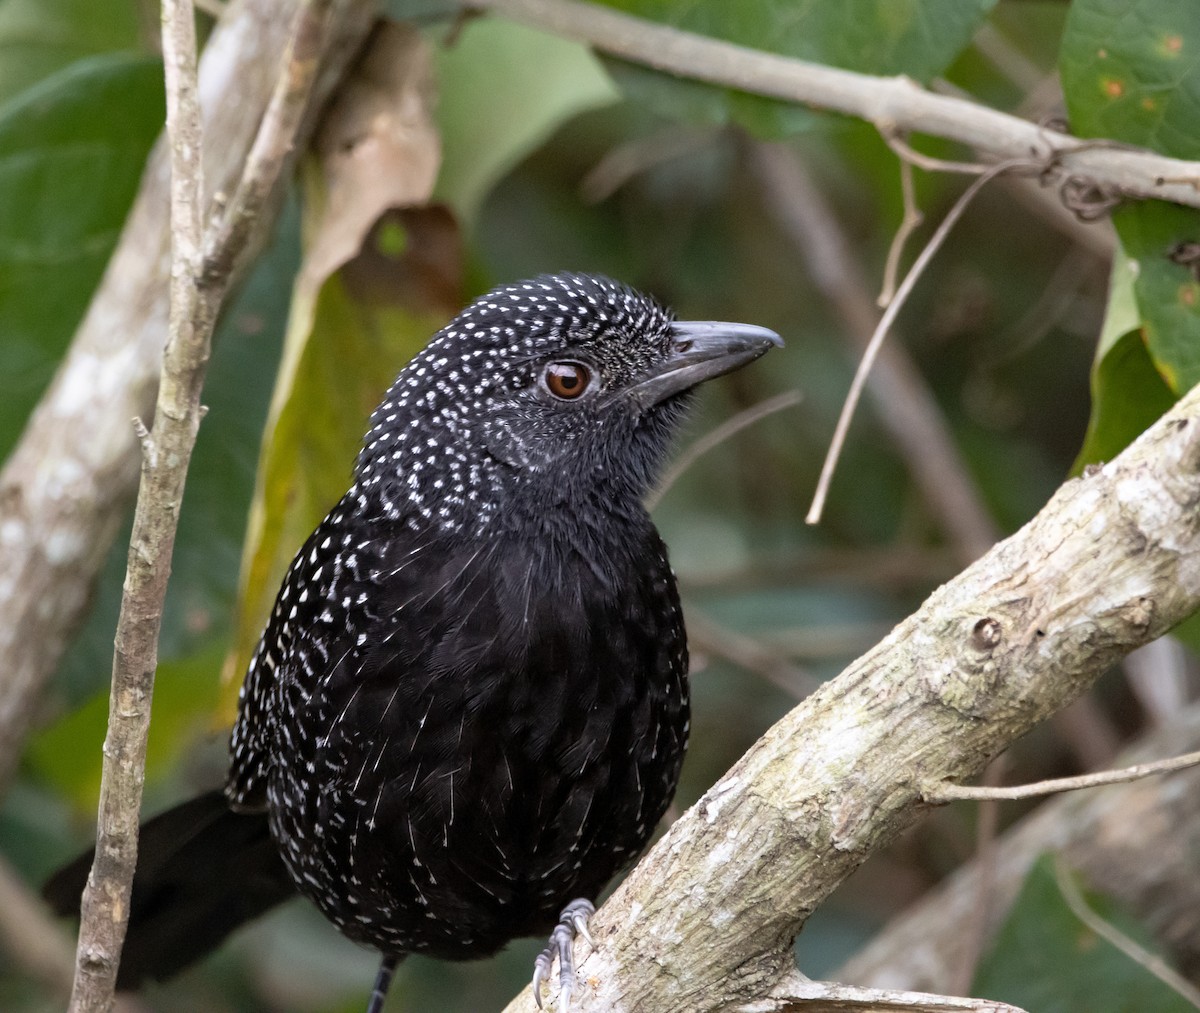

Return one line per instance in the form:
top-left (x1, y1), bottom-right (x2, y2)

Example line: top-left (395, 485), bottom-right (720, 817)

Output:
top-left (532, 898), bottom-right (596, 1011)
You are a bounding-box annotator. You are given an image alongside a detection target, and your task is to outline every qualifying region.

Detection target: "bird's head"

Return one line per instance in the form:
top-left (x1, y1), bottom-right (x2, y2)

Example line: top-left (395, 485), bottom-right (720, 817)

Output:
top-left (354, 273), bottom-right (781, 532)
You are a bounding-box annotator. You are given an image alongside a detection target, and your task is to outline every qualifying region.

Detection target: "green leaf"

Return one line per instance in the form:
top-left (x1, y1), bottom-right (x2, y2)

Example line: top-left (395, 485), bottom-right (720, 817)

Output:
top-left (595, 0), bottom-right (996, 138)
top-left (0, 53), bottom-right (164, 461)
top-left (1112, 201), bottom-right (1200, 393)
top-left (1060, 0), bottom-right (1200, 160)
top-left (0, 0), bottom-right (143, 107)
top-left (606, 0), bottom-right (996, 78)
top-left (1073, 249), bottom-right (1175, 470)
top-left (433, 17), bottom-right (619, 224)
top-left (26, 645), bottom-right (224, 810)
top-left (1061, 0), bottom-right (1200, 453)
top-left (973, 854), bottom-right (1194, 1012)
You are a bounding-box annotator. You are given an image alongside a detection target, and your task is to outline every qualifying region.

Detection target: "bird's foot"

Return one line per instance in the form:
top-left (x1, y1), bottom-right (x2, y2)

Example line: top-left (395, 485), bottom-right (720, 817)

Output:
top-left (532, 898), bottom-right (595, 1011)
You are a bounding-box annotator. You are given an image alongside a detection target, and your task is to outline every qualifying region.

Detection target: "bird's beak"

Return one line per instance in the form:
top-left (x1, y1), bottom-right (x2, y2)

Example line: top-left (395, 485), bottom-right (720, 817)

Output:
top-left (630, 320), bottom-right (783, 407)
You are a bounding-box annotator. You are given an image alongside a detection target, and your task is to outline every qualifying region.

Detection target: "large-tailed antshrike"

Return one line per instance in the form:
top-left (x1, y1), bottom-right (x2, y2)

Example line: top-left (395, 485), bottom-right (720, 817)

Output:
top-left (48, 272), bottom-right (781, 1011)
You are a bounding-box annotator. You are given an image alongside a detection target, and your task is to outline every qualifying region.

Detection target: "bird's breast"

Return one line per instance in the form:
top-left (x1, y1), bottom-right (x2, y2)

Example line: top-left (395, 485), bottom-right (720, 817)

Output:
top-left (266, 520), bottom-right (690, 956)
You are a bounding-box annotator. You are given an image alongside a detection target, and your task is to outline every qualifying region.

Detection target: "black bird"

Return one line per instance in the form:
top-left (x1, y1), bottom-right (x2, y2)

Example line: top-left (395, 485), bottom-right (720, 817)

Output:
top-left (48, 273), bottom-right (780, 1011)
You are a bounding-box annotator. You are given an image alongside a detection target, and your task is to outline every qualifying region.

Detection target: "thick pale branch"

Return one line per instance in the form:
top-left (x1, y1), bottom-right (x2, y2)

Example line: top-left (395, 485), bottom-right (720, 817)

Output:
top-left (736, 974), bottom-right (1024, 1013)
top-left (471, 0), bottom-right (1200, 209)
top-left (505, 384), bottom-right (1200, 1011)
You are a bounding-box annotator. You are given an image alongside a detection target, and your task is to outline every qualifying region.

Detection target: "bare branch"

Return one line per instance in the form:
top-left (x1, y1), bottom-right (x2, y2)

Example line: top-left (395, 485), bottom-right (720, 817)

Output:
top-left (925, 750), bottom-right (1200, 803)
top-left (878, 154), bottom-right (922, 308)
top-left (882, 130), bottom-right (990, 176)
top-left (748, 142), bottom-right (999, 564)
top-left (840, 705), bottom-right (1200, 992)
top-left (806, 159), bottom-right (1029, 527)
top-left (201, 0), bottom-right (335, 283)
top-left (469, 0), bottom-right (1200, 209)
top-left (1053, 856), bottom-right (1200, 1009)
top-left (736, 973), bottom-right (1027, 1013)
top-left (67, 0), bottom-right (350, 1008)
top-left (68, 0), bottom-right (214, 1003)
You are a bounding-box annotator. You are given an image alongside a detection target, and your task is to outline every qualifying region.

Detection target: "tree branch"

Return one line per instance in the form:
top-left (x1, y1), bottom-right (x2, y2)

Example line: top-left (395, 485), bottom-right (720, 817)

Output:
top-left (67, 1), bottom-right (356, 1008)
top-left (502, 380), bottom-right (1200, 1011)
top-left (838, 704), bottom-right (1200, 991)
top-left (805, 158), bottom-right (1027, 526)
top-left (0, 0), bottom-right (377, 798)
top-left (469, 0), bottom-right (1200, 209)
top-left (925, 750), bottom-right (1200, 802)
top-left (736, 974), bottom-right (1023, 1013)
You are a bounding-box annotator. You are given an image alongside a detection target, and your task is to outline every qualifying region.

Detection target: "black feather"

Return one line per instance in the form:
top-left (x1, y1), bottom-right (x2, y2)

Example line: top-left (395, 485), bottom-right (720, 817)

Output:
top-left (46, 273), bottom-right (779, 1003)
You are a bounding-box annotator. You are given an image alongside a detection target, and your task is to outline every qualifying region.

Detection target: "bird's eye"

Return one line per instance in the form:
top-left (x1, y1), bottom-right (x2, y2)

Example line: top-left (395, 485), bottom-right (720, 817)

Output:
top-left (543, 361), bottom-right (592, 400)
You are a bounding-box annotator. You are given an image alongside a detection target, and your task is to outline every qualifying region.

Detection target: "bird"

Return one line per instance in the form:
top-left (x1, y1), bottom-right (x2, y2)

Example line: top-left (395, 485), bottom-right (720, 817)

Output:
top-left (47, 272), bottom-right (781, 1012)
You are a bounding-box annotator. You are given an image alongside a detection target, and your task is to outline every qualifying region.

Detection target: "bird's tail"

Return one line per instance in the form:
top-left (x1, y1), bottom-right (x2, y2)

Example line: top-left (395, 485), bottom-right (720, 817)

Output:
top-left (44, 789), bottom-right (295, 988)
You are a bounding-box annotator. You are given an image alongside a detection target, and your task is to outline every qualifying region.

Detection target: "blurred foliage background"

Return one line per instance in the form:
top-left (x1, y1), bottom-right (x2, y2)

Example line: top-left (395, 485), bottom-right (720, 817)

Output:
top-left (2, 0), bottom-right (1199, 1010)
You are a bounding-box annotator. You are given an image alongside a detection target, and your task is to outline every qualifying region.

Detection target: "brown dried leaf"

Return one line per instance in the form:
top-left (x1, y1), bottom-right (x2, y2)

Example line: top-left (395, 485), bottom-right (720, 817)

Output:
top-left (300, 20), bottom-right (441, 293)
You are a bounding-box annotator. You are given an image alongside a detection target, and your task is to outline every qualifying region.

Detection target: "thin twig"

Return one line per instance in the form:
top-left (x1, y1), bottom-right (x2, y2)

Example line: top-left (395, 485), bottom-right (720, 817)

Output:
top-left (881, 130), bottom-right (991, 176)
top-left (748, 143), bottom-right (999, 562)
top-left (648, 390), bottom-right (802, 510)
top-left (947, 757), bottom-right (1004, 997)
top-left (687, 611), bottom-right (820, 700)
top-left (1053, 856), bottom-right (1200, 1009)
top-left (67, 1), bottom-right (339, 1008)
top-left (839, 706), bottom-right (1200, 993)
top-left (469, 0), bottom-right (1200, 210)
top-left (806, 158), bottom-right (1032, 526)
top-left (68, 0), bottom-right (206, 1006)
top-left (924, 749), bottom-right (1200, 803)
top-left (878, 154), bottom-right (922, 308)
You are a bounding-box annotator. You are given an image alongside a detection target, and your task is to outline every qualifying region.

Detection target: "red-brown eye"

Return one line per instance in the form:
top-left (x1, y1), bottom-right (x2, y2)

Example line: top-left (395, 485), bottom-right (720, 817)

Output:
top-left (543, 361), bottom-right (592, 400)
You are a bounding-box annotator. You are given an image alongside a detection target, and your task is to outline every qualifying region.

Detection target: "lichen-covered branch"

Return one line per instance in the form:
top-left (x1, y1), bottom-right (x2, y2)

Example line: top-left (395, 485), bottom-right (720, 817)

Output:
top-left (503, 385), bottom-right (1200, 1011)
